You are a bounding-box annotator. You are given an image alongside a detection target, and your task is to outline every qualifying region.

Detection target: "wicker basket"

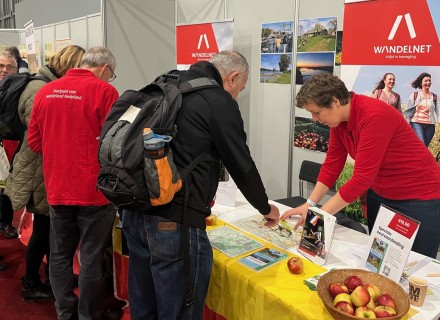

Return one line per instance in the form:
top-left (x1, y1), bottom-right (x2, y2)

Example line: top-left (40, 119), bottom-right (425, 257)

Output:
top-left (317, 269), bottom-right (410, 320)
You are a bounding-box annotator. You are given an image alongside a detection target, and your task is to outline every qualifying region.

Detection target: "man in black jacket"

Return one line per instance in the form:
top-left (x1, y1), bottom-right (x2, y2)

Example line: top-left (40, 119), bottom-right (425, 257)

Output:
top-left (122, 51), bottom-right (280, 319)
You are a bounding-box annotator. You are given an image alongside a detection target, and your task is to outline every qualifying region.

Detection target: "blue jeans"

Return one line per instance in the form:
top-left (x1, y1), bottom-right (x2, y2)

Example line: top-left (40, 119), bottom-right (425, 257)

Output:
top-left (122, 211), bottom-right (213, 320)
top-left (367, 189), bottom-right (440, 258)
top-left (410, 122), bottom-right (435, 147)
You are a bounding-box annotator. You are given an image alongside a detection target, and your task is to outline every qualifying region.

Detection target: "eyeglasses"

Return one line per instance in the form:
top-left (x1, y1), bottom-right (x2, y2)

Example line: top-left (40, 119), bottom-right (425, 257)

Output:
top-left (252, 219), bottom-right (292, 237)
top-left (0, 64), bottom-right (16, 72)
top-left (107, 65), bottom-right (117, 82)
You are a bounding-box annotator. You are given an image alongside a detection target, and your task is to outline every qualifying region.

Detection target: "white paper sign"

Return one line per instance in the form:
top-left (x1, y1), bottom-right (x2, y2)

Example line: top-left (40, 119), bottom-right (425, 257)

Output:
top-left (215, 177), bottom-right (237, 207)
top-left (24, 20), bottom-right (35, 54)
top-left (362, 205), bottom-right (420, 283)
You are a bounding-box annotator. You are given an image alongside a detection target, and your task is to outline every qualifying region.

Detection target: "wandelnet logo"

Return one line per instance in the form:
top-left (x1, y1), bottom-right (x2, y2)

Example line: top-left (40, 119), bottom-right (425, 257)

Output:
top-left (373, 13), bottom-right (432, 58)
top-left (192, 33), bottom-right (217, 59)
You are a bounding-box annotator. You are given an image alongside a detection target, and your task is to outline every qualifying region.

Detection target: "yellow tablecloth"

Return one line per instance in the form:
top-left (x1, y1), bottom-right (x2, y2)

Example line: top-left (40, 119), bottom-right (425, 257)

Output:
top-left (205, 221), bottom-right (332, 320)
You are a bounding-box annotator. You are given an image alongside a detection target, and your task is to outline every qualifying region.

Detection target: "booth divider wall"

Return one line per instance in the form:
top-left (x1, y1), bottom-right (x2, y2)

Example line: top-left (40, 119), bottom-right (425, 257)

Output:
top-left (14, 0), bottom-right (346, 201)
top-left (104, 0), bottom-right (345, 201)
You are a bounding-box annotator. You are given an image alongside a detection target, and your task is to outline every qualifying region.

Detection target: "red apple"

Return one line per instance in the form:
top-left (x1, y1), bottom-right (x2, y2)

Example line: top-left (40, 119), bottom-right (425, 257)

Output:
top-left (329, 283), bottom-right (347, 298)
top-left (374, 306), bottom-right (397, 318)
top-left (205, 215), bottom-right (217, 226)
top-left (364, 283), bottom-right (381, 301)
top-left (377, 293), bottom-right (396, 309)
top-left (287, 257), bottom-right (303, 274)
top-left (334, 301), bottom-right (355, 315)
top-left (333, 293), bottom-right (352, 306)
top-left (344, 275), bottom-right (364, 292)
top-left (355, 306), bottom-right (377, 318)
top-left (350, 285), bottom-right (371, 307)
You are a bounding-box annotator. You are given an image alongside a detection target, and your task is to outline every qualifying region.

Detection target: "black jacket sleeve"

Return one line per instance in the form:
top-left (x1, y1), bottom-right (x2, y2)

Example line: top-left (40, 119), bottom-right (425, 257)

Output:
top-left (204, 91), bottom-right (271, 215)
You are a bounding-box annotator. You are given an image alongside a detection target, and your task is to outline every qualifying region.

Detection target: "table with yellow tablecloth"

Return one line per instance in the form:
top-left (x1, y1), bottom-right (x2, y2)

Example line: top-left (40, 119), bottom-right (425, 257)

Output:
top-left (205, 221), bottom-right (332, 320)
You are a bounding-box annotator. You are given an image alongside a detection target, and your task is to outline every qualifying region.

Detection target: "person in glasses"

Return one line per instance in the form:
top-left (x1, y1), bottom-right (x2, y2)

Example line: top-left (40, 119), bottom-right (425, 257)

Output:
top-left (4, 46), bottom-right (29, 73)
top-left (0, 52), bottom-right (18, 79)
top-left (27, 47), bottom-right (119, 320)
top-left (6, 45), bottom-right (85, 301)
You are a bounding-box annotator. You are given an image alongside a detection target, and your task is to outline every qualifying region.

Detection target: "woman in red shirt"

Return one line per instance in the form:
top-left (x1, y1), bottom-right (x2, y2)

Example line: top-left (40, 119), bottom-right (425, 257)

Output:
top-left (282, 73), bottom-right (440, 258)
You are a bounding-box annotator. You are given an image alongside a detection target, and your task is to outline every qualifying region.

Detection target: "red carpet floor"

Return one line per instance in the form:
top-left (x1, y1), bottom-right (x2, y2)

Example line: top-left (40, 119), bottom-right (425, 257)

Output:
top-left (0, 210), bottom-right (128, 320)
top-left (0, 232), bottom-right (57, 320)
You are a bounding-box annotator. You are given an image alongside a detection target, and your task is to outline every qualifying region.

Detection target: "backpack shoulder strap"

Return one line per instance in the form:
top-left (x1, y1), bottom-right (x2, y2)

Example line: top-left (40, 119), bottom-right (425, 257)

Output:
top-left (180, 77), bottom-right (219, 93)
top-left (413, 91), bottom-right (418, 101)
top-left (433, 93), bottom-right (437, 106)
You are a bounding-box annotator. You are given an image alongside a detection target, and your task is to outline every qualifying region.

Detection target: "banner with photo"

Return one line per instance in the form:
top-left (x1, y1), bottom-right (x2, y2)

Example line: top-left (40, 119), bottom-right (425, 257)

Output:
top-left (341, 0), bottom-right (440, 158)
top-left (176, 19), bottom-right (234, 70)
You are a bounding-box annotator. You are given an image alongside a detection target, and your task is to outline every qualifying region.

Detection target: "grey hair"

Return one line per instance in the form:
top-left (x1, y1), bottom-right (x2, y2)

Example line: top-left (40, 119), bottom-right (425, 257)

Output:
top-left (209, 51), bottom-right (249, 77)
top-left (0, 52), bottom-right (18, 68)
top-left (80, 47), bottom-right (116, 70)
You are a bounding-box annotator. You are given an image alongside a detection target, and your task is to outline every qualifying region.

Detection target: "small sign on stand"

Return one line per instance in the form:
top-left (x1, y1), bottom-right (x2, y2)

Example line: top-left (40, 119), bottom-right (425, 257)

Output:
top-left (361, 205), bottom-right (420, 283)
top-left (215, 176), bottom-right (237, 207)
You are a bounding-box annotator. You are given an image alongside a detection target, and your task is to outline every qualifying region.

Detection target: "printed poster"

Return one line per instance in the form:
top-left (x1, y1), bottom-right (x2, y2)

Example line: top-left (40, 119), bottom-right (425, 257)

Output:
top-left (176, 19), bottom-right (234, 70)
top-left (341, 0), bottom-right (440, 157)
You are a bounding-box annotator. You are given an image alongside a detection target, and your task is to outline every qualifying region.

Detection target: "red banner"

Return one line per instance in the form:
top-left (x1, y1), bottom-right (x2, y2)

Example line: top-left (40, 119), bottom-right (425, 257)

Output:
top-left (176, 20), bottom-right (233, 69)
top-left (343, 0), bottom-right (440, 65)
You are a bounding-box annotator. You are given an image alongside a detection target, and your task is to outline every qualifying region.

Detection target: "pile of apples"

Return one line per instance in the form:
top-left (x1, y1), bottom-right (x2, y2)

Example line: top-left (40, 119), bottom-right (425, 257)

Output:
top-left (294, 131), bottom-right (329, 152)
top-left (329, 275), bottom-right (397, 318)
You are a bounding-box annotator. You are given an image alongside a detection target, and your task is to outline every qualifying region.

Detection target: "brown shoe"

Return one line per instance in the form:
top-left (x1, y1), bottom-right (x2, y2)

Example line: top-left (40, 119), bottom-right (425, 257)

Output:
top-left (0, 224), bottom-right (18, 238)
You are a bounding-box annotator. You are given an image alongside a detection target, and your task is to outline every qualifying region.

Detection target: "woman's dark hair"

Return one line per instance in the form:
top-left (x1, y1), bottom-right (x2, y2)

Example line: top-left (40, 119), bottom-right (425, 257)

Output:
top-left (372, 72), bottom-right (395, 93)
top-left (296, 73), bottom-right (350, 108)
top-left (411, 72), bottom-right (431, 89)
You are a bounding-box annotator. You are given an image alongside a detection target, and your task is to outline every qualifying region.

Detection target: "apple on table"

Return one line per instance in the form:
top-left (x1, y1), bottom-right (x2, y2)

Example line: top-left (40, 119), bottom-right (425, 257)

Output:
top-left (287, 256), bottom-right (304, 274)
top-left (205, 215), bottom-right (218, 226)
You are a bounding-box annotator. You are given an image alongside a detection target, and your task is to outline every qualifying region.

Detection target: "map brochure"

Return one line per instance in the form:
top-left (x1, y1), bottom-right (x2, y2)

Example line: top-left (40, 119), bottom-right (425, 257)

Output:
top-left (297, 207), bottom-right (336, 266)
top-left (362, 204), bottom-right (420, 283)
top-left (238, 247), bottom-right (288, 271)
top-left (207, 226), bottom-right (264, 258)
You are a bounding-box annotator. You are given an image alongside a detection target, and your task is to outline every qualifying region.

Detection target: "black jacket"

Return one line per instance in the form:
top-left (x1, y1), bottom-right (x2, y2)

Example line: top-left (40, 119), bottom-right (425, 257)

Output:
top-left (152, 61), bottom-right (271, 228)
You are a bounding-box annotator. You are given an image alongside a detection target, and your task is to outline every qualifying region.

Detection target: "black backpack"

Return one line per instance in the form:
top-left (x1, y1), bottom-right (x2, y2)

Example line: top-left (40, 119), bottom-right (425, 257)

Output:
top-left (0, 73), bottom-right (49, 141)
top-left (97, 72), bottom-right (219, 212)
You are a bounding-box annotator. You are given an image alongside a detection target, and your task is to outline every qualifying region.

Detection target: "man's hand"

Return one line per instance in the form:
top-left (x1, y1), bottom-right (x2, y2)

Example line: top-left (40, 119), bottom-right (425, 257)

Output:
top-left (263, 204), bottom-right (280, 227)
top-left (280, 202), bottom-right (310, 230)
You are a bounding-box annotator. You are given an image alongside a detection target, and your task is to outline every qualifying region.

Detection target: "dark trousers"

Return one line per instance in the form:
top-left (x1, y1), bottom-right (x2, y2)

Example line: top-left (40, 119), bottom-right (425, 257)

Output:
top-left (25, 214), bottom-right (50, 282)
top-left (0, 193), bottom-right (14, 226)
top-left (367, 189), bottom-right (440, 258)
top-left (49, 204), bottom-right (116, 320)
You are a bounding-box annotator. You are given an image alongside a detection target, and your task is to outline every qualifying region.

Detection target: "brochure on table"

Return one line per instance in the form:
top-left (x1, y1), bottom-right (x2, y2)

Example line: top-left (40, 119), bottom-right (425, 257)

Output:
top-left (362, 204), bottom-right (420, 283)
top-left (297, 207), bottom-right (336, 266)
top-left (207, 226), bottom-right (264, 258)
top-left (238, 247), bottom-right (288, 271)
